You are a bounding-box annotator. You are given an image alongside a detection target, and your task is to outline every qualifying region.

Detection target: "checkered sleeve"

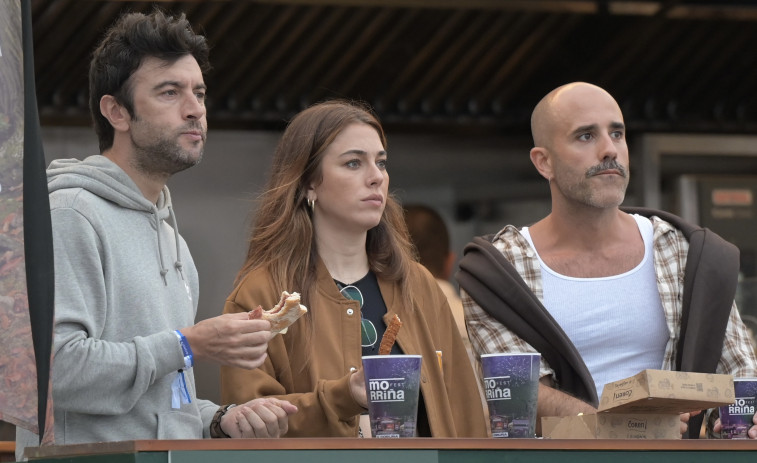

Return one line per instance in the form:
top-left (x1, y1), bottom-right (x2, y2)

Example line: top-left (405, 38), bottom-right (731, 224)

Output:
top-left (461, 226), bottom-right (555, 380)
top-left (718, 301), bottom-right (757, 378)
top-left (650, 218), bottom-right (687, 371)
top-left (652, 216), bottom-right (757, 378)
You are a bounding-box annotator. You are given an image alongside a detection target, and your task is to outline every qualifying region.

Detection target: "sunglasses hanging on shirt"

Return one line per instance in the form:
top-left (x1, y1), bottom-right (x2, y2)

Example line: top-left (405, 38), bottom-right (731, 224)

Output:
top-left (338, 283), bottom-right (378, 349)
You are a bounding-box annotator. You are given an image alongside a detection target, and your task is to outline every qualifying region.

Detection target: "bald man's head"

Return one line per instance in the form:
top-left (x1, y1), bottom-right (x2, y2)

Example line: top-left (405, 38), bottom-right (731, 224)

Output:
top-left (531, 82), bottom-right (621, 148)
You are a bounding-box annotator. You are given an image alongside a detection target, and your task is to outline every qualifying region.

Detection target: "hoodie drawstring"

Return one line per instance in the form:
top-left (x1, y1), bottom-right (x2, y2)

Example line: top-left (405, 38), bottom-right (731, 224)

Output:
top-left (154, 205), bottom-right (186, 285)
top-left (168, 205), bottom-right (186, 282)
top-left (168, 205), bottom-right (194, 308)
top-left (154, 206), bottom-right (170, 285)
top-left (155, 203), bottom-right (190, 314)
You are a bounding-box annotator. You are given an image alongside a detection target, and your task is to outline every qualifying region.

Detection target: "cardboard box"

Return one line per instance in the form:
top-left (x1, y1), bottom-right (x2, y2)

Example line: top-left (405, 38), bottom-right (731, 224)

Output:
top-left (598, 370), bottom-right (733, 413)
top-left (542, 413), bottom-right (681, 439)
top-left (542, 370), bottom-right (734, 439)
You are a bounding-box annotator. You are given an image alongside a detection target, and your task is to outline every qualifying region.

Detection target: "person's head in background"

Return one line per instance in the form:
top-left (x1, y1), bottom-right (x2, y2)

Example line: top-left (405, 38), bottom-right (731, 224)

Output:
top-left (404, 204), bottom-right (455, 281)
top-left (237, 99), bottom-right (416, 306)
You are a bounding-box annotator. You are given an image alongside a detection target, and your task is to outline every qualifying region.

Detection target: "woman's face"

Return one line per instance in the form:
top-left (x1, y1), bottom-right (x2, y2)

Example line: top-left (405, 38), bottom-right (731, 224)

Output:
top-left (309, 122), bottom-right (388, 235)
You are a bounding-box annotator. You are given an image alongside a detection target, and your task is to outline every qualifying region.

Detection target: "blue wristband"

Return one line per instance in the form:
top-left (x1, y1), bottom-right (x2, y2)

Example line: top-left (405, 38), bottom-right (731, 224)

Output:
top-left (174, 330), bottom-right (194, 369)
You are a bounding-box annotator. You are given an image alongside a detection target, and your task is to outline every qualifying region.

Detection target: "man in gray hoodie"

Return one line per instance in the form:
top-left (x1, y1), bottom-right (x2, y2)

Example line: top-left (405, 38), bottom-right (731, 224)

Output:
top-left (16, 10), bottom-right (296, 459)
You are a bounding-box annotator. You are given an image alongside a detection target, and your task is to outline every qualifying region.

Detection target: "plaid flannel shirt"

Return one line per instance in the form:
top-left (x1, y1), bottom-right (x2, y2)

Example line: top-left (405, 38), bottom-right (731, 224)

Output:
top-left (463, 215), bottom-right (757, 385)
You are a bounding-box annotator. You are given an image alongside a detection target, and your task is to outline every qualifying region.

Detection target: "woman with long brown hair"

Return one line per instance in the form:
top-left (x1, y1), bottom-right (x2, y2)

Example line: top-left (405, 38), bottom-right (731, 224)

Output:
top-left (220, 100), bottom-right (487, 437)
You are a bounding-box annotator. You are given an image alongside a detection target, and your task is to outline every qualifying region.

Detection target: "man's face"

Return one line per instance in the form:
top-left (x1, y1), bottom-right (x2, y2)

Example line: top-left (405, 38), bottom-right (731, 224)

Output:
top-left (545, 85), bottom-right (629, 209)
top-left (126, 55), bottom-right (207, 177)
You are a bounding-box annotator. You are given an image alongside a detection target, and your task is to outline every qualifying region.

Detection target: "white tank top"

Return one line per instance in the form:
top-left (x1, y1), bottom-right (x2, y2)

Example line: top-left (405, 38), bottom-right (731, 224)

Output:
top-left (521, 215), bottom-right (668, 397)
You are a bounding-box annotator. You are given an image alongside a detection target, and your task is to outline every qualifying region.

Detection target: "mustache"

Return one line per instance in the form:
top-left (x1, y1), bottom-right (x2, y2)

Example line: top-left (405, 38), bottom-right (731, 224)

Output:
top-left (586, 159), bottom-right (627, 178)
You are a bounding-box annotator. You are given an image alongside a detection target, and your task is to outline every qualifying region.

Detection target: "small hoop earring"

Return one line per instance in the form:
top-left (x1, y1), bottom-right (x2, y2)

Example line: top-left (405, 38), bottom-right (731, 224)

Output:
top-left (307, 197), bottom-right (315, 213)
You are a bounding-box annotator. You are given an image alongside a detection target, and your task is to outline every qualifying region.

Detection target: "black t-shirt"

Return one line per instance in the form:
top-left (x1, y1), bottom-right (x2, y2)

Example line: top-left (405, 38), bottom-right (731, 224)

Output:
top-left (335, 272), bottom-right (402, 356)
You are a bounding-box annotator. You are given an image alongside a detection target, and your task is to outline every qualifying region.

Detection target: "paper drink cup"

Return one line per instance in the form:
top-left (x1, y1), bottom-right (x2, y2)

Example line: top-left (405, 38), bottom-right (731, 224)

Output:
top-left (362, 355), bottom-right (422, 438)
top-left (481, 352), bottom-right (540, 438)
top-left (720, 377), bottom-right (757, 439)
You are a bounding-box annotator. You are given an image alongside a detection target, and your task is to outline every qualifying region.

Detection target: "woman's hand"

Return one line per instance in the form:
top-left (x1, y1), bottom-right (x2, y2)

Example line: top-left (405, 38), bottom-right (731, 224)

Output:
top-left (349, 369), bottom-right (368, 409)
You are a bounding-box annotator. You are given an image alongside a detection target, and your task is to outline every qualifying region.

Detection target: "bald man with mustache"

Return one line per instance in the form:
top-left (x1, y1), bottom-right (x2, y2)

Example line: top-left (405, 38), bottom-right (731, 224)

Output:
top-left (457, 82), bottom-right (757, 439)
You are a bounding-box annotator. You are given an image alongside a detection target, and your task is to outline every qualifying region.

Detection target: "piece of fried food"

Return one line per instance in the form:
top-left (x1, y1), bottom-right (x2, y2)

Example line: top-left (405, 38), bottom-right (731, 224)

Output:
top-left (249, 291), bottom-right (308, 334)
top-left (378, 314), bottom-right (402, 355)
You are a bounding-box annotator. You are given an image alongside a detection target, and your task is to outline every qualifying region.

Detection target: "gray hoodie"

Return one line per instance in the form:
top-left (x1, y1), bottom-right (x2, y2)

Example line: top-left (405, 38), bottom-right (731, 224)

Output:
top-left (17, 155), bottom-right (216, 459)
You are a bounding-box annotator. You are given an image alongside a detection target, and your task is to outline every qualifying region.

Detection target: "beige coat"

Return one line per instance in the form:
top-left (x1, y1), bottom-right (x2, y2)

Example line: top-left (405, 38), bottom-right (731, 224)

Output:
top-left (220, 258), bottom-right (488, 437)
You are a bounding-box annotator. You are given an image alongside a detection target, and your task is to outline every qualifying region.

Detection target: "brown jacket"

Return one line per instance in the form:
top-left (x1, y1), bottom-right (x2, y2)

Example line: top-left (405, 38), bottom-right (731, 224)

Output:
top-left (220, 258), bottom-right (488, 437)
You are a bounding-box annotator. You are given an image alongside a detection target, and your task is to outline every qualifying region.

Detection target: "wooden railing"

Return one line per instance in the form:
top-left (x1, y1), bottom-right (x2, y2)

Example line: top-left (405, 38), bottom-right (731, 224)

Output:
top-left (20, 438), bottom-right (757, 462)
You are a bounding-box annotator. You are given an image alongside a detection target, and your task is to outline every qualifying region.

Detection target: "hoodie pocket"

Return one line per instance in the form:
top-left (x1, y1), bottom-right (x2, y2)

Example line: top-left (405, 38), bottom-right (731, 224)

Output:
top-left (157, 410), bottom-right (204, 439)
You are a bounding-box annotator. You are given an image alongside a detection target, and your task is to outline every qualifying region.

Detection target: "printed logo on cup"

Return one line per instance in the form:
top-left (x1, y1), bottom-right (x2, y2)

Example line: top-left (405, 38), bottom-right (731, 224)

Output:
top-left (368, 377), bottom-right (407, 402)
top-left (484, 376), bottom-right (512, 400)
top-left (728, 396), bottom-right (756, 416)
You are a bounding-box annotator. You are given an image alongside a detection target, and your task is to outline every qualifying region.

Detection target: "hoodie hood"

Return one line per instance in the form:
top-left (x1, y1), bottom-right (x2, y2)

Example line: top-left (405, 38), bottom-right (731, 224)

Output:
top-left (48, 155), bottom-right (186, 285)
top-left (48, 155), bottom-right (160, 212)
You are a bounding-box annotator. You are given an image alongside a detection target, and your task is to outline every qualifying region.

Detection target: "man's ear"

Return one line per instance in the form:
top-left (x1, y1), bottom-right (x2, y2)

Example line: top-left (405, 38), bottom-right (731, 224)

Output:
top-left (530, 146), bottom-right (553, 182)
top-left (99, 95), bottom-right (130, 132)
